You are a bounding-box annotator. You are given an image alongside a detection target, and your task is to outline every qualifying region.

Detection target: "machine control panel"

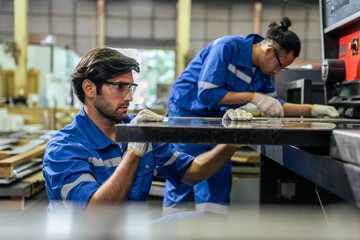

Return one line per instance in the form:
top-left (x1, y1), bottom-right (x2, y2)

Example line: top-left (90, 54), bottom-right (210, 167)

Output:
top-left (339, 31), bottom-right (360, 80)
top-left (352, 38), bottom-right (358, 55)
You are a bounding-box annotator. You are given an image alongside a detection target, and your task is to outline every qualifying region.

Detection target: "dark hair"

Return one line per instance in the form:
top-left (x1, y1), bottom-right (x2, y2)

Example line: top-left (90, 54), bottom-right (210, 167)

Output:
top-left (266, 17), bottom-right (301, 57)
top-left (71, 48), bottom-right (140, 103)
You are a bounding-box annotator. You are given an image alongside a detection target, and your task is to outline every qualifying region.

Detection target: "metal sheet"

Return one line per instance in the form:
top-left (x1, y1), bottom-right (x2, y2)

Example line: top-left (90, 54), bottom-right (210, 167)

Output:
top-left (115, 117), bottom-right (360, 147)
top-left (331, 129), bottom-right (360, 165)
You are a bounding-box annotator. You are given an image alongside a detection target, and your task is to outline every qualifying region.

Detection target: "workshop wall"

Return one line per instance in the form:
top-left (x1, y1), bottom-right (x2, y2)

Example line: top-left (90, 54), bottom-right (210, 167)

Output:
top-left (0, 0), bottom-right (321, 61)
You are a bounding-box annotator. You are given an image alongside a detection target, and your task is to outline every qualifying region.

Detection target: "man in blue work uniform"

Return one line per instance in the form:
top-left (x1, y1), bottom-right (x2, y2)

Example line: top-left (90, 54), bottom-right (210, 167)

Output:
top-left (42, 48), bottom-right (244, 212)
top-left (164, 17), bottom-right (339, 215)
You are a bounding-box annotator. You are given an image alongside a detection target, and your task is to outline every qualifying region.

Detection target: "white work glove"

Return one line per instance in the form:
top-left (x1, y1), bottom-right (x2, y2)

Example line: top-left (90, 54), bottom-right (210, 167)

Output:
top-left (222, 108), bottom-right (253, 121)
top-left (251, 92), bottom-right (284, 117)
top-left (311, 104), bottom-right (339, 117)
top-left (127, 109), bottom-right (164, 157)
top-left (222, 109), bottom-right (253, 149)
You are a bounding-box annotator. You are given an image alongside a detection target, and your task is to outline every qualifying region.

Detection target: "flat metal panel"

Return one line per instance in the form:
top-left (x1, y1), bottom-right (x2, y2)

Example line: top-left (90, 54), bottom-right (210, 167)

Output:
top-left (29, 0), bottom-right (48, 14)
top-left (0, 14), bottom-right (13, 32)
top-left (130, 19), bottom-right (152, 39)
top-left (29, 15), bottom-right (49, 34)
top-left (309, 6), bottom-right (320, 21)
top-left (115, 117), bottom-right (340, 147)
top-left (76, 37), bottom-right (93, 56)
top-left (262, 4), bottom-right (283, 20)
top-left (206, 5), bottom-right (229, 21)
top-left (0, 0), bottom-right (13, 12)
top-left (76, 0), bottom-right (96, 16)
top-left (191, 3), bottom-right (206, 19)
top-left (76, 17), bottom-right (95, 36)
top-left (107, 18), bottom-right (129, 38)
top-left (230, 4), bottom-right (254, 20)
top-left (308, 21), bottom-right (321, 40)
top-left (306, 41), bottom-right (322, 60)
top-left (206, 20), bottom-right (228, 40)
top-left (230, 21), bottom-right (252, 36)
top-left (154, 19), bottom-right (175, 39)
top-left (291, 21), bottom-right (306, 41)
top-left (130, 3), bottom-right (153, 18)
top-left (52, 16), bottom-right (74, 35)
top-left (51, 0), bottom-right (74, 15)
top-left (154, 3), bottom-right (175, 18)
top-left (284, 6), bottom-right (307, 20)
top-left (190, 40), bottom-right (207, 53)
top-left (106, 1), bottom-right (129, 17)
top-left (190, 20), bottom-right (205, 39)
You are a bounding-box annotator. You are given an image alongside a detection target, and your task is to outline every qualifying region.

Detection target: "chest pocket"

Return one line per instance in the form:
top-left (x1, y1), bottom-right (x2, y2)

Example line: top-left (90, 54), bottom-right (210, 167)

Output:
top-left (226, 67), bottom-right (252, 92)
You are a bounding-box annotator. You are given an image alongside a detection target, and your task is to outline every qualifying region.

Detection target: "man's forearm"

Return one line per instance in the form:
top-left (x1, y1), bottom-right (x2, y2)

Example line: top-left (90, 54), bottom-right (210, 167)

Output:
top-left (219, 92), bottom-right (254, 105)
top-left (181, 144), bottom-right (238, 186)
top-left (87, 150), bottom-right (140, 208)
top-left (283, 102), bottom-right (312, 116)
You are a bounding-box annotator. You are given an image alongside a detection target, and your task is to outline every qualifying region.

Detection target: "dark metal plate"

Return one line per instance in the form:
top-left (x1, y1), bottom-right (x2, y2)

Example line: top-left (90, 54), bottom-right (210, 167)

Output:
top-left (114, 117), bottom-right (360, 147)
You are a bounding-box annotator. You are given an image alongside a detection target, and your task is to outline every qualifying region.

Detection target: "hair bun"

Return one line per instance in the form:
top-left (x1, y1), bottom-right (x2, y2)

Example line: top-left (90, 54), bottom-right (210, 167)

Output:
top-left (268, 21), bottom-right (277, 29)
top-left (280, 17), bottom-right (291, 30)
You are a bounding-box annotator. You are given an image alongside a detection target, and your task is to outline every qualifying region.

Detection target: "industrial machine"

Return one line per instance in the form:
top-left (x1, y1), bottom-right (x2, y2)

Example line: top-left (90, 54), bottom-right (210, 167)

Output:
top-left (320, 0), bottom-right (360, 118)
top-left (115, 0), bottom-right (360, 209)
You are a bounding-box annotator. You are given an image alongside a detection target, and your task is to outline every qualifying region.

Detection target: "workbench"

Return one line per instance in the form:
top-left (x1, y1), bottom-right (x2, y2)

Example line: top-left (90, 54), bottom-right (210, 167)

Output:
top-left (115, 117), bottom-right (360, 208)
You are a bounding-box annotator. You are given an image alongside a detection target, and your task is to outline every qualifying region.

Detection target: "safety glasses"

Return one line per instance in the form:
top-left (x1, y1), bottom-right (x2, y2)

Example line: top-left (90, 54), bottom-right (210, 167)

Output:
top-left (272, 47), bottom-right (289, 70)
top-left (104, 82), bottom-right (138, 96)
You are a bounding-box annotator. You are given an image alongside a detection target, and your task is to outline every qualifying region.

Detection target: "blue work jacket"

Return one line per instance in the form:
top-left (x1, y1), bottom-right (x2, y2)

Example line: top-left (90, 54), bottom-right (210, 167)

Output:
top-left (43, 108), bottom-right (194, 209)
top-left (168, 34), bottom-right (284, 118)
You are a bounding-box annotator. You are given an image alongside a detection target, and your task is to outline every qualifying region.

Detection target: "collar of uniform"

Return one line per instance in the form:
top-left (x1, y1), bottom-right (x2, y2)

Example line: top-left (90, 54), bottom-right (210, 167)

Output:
top-left (235, 34), bottom-right (264, 71)
top-left (76, 107), bottom-right (123, 150)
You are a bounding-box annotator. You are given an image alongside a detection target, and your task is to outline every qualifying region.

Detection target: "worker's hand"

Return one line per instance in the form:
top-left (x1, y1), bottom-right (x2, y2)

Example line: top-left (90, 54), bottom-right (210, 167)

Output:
top-left (251, 92), bottom-right (284, 117)
top-left (127, 109), bottom-right (164, 157)
top-left (129, 109), bottom-right (164, 124)
top-left (311, 104), bottom-right (339, 118)
top-left (222, 108), bottom-right (253, 121)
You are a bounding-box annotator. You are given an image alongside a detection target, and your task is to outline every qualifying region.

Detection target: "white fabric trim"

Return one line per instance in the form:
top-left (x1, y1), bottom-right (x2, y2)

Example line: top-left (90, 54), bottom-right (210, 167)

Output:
top-left (61, 173), bottom-right (96, 201)
top-left (153, 151), bottom-right (180, 176)
top-left (195, 202), bottom-right (229, 215)
top-left (228, 63), bottom-right (251, 84)
top-left (198, 81), bottom-right (219, 89)
top-left (164, 151), bottom-right (180, 166)
top-left (88, 156), bottom-right (121, 168)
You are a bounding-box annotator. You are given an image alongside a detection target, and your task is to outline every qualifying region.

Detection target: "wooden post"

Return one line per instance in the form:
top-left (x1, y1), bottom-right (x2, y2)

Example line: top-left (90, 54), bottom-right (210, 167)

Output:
top-left (97, 0), bottom-right (106, 48)
top-left (14, 0), bottom-right (28, 97)
top-left (252, 2), bottom-right (263, 34)
top-left (176, 0), bottom-right (192, 79)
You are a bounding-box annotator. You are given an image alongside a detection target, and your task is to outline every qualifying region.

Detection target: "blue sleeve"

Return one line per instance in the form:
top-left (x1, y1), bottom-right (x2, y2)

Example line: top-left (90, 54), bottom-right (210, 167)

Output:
top-left (151, 143), bottom-right (194, 187)
top-left (43, 138), bottom-right (100, 208)
top-left (197, 42), bottom-right (231, 106)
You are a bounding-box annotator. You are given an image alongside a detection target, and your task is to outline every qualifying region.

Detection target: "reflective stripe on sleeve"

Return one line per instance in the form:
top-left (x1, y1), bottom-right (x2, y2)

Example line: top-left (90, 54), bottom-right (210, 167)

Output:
top-left (228, 63), bottom-right (251, 84)
top-left (195, 202), bottom-right (229, 215)
top-left (88, 156), bottom-right (122, 167)
top-left (198, 81), bottom-right (219, 89)
top-left (61, 173), bottom-right (97, 201)
top-left (153, 151), bottom-right (180, 176)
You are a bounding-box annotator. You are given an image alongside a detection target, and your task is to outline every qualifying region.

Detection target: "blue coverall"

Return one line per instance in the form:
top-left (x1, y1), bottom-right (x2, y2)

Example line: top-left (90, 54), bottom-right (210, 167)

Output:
top-left (43, 108), bottom-right (195, 209)
top-left (164, 34), bottom-right (284, 214)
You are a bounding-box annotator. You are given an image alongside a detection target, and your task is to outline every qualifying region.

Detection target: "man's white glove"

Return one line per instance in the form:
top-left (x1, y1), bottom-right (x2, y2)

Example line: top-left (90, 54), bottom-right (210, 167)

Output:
top-left (222, 108), bottom-right (253, 121)
top-left (127, 109), bottom-right (164, 157)
top-left (251, 92), bottom-right (284, 117)
top-left (311, 104), bottom-right (339, 117)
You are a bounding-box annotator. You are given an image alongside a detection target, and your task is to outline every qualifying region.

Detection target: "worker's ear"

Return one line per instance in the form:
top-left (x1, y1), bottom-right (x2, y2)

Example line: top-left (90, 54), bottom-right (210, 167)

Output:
top-left (82, 79), bottom-right (96, 98)
top-left (264, 45), bottom-right (274, 56)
